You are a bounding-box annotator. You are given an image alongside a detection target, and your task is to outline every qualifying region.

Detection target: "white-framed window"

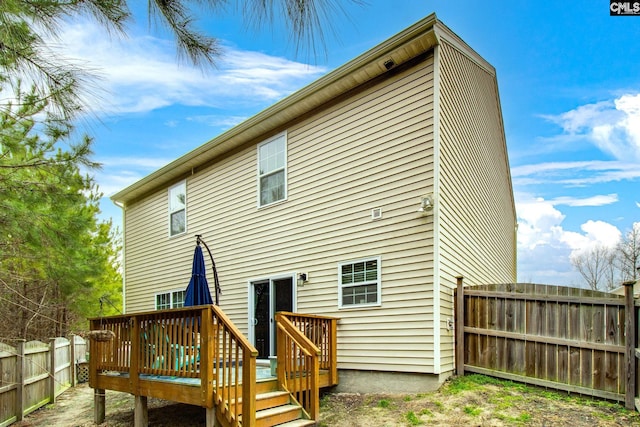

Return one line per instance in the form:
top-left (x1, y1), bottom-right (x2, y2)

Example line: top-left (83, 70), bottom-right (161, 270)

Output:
top-left (155, 290), bottom-right (186, 310)
top-left (338, 256), bottom-right (381, 308)
top-left (257, 133), bottom-right (287, 207)
top-left (168, 181), bottom-right (186, 236)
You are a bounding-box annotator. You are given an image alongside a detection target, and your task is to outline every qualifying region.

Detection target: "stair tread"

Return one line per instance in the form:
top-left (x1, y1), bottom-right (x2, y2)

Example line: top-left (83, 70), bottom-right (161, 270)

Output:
top-left (231, 390), bottom-right (289, 404)
top-left (256, 404), bottom-right (300, 418)
top-left (257, 390), bottom-right (290, 399)
top-left (272, 419), bottom-right (315, 427)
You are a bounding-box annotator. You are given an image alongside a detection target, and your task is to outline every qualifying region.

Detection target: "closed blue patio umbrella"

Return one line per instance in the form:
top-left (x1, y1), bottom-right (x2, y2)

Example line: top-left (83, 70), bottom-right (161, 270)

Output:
top-left (184, 244), bottom-right (214, 306)
top-left (185, 235), bottom-right (221, 306)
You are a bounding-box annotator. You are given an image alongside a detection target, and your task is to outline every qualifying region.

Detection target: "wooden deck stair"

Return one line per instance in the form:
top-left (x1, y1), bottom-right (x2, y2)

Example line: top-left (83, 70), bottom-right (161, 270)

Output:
top-left (237, 380), bottom-right (315, 427)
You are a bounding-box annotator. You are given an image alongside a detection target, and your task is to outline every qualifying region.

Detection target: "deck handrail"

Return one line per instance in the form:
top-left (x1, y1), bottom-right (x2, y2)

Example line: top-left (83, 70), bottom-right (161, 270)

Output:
top-left (89, 305), bottom-right (258, 427)
top-left (275, 312), bottom-right (339, 422)
top-left (277, 311), bottom-right (339, 386)
top-left (275, 313), bottom-right (320, 420)
top-left (211, 305), bottom-right (258, 427)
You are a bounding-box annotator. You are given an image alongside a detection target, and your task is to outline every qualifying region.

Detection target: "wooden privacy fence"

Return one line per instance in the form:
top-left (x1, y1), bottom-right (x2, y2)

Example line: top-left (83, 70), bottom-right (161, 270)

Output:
top-left (0, 335), bottom-right (88, 427)
top-left (455, 279), bottom-right (638, 410)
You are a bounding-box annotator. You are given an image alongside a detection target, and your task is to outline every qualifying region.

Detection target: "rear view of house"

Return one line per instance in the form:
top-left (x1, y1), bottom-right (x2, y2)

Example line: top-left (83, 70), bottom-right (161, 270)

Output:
top-left (111, 13), bottom-right (516, 393)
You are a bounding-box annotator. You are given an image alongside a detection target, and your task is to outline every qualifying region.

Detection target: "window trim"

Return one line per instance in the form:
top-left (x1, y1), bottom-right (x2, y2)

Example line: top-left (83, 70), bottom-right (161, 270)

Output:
top-left (257, 132), bottom-right (287, 208)
top-left (155, 289), bottom-right (186, 310)
top-left (168, 180), bottom-right (187, 237)
top-left (338, 256), bottom-right (382, 309)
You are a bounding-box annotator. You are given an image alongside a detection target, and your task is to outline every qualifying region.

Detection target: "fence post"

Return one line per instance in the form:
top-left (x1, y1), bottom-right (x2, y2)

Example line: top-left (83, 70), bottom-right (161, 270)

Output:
top-left (624, 280), bottom-right (636, 411)
top-left (455, 276), bottom-right (465, 376)
top-left (69, 334), bottom-right (76, 387)
top-left (49, 338), bottom-right (57, 404)
top-left (16, 339), bottom-right (25, 422)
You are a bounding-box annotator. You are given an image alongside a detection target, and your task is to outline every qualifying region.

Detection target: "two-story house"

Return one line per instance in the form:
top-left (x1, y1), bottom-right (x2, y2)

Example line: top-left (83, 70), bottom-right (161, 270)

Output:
top-left (111, 13), bottom-right (516, 394)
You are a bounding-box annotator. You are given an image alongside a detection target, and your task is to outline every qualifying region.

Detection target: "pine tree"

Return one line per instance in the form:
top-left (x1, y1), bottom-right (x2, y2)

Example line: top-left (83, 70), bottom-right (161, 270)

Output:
top-left (0, 82), bottom-right (121, 340)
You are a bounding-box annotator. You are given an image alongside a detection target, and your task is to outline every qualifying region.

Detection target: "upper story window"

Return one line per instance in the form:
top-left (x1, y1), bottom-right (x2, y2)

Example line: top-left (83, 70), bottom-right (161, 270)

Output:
top-left (156, 290), bottom-right (186, 310)
top-left (169, 181), bottom-right (186, 236)
top-left (338, 256), bottom-right (382, 309)
top-left (258, 133), bottom-right (286, 206)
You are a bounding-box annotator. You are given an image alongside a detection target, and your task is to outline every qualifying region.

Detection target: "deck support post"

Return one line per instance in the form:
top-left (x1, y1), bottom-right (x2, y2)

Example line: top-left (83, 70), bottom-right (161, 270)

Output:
top-left (94, 388), bottom-right (105, 424)
top-left (134, 395), bottom-right (148, 427)
top-left (205, 406), bottom-right (220, 427)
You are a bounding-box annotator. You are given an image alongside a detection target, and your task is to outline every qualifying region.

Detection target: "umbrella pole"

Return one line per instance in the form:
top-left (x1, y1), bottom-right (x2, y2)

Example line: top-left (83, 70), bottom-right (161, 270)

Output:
top-left (196, 235), bottom-right (221, 305)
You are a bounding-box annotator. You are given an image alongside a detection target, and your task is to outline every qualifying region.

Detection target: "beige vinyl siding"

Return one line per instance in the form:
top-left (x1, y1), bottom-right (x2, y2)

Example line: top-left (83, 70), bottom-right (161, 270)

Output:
top-left (123, 189), bottom-right (196, 310)
top-left (123, 54), bottom-right (438, 373)
top-left (436, 40), bottom-right (516, 372)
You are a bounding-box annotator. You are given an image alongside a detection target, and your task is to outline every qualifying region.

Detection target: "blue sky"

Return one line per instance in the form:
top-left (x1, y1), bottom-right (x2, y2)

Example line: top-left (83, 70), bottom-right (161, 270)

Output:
top-left (57, 1), bottom-right (639, 286)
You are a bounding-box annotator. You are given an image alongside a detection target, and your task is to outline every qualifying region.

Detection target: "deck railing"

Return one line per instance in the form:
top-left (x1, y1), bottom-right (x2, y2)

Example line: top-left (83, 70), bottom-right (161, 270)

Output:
top-left (211, 305), bottom-right (258, 427)
top-left (278, 312), bottom-right (338, 386)
top-left (275, 312), bottom-right (339, 421)
top-left (89, 305), bottom-right (257, 427)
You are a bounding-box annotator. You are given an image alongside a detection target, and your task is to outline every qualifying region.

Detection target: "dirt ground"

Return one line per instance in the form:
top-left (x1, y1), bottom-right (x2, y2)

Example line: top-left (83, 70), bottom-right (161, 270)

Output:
top-left (16, 375), bottom-right (640, 426)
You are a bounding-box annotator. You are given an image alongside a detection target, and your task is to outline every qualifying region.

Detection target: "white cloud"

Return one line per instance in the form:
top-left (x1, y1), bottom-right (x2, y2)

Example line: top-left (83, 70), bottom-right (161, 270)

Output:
top-left (52, 20), bottom-right (327, 115)
top-left (187, 115), bottom-right (248, 128)
top-left (516, 195), bottom-right (565, 251)
top-left (543, 93), bottom-right (640, 161)
top-left (560, 220), bottom-right (621, 258)
top-left (550, 194), bottom-right (618, 207)
top-left (515, 195), bottom-right (573, 285)
top-left (515, 193), bottom-right (622, 285)
top-left (511, 160), bottom-right (640, 187)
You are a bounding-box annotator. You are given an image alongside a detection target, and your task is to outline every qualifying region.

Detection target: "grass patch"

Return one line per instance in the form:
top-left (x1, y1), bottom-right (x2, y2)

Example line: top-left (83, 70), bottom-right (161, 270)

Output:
top-left (535, 389), bottom-right (565, 401)
top-left (419, 408), bottom-right (433, 417)
top-left (444, 376), bottom-right (480, 395)
top-left (594, 411), bottom-right (615, 421)
top-left (489, 391), bottom-right (525, 410)
top-left (445, 374), bottom-right (520, 395)
top-left (463, 405), bottom-right (482, 416)
top-left (444, 374), bottom-right (534, 396)
top-left (377, 398), bottom-right (392, 408)
top-left (404, 411), bottom-right (423, 425)
top-left (497, 412), bottom-right (532, 424)
top-left (317, 375), bottom-right (640, 427)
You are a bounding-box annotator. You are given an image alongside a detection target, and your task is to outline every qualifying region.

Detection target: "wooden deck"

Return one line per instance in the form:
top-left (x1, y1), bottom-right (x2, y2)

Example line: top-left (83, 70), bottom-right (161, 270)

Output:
top-left (89, 306), bottom-right (338, 427)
